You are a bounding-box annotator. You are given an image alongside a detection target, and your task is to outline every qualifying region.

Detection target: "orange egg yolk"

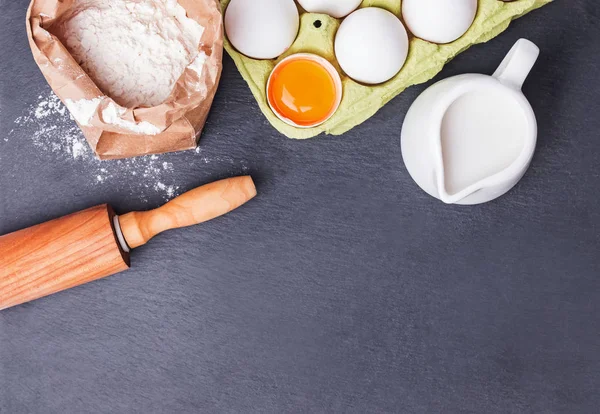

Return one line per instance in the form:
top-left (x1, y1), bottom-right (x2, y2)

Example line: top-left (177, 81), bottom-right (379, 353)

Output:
top-left (268, 58), bottom-right (338, 127)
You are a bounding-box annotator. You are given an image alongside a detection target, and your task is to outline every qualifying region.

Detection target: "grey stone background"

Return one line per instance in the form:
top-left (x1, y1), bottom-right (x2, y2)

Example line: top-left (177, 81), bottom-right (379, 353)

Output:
top-left (1, 1), bottom-right (598, 412)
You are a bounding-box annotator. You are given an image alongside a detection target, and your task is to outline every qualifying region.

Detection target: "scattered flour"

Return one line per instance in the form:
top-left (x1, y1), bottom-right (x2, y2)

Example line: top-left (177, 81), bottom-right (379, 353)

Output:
top-left (54, 0), bottom-right (205, 108)
top-left (7, 91), bottom-right (249, 203)
top-left (34, 95), bottom-right (66, 118)
top-left (71, 140), bottom-right (87, 159)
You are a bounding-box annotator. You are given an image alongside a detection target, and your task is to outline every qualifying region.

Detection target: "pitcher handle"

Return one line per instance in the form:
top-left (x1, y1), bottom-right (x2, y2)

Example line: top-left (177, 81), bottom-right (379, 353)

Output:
top-left (493, 39), bottom-right (539, 90)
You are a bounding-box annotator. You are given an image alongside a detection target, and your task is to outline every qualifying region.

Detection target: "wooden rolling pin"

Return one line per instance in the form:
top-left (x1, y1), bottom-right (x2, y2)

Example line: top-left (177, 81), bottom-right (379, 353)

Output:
top-left (0, 176), bottom-right (256, 310)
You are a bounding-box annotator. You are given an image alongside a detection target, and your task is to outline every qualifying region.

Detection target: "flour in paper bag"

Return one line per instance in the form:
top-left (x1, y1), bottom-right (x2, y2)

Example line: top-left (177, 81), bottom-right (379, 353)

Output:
top-left (57, 0), bottom-right (206, 108)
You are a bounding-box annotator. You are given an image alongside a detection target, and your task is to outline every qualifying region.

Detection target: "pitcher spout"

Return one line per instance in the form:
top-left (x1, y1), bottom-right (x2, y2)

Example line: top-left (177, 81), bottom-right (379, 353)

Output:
top-left (434, 159), bottom-right (518, 205)
top-left (434, 157), bottom-right (485, 205)
top-left (433, 144), bottom-right (531, 205)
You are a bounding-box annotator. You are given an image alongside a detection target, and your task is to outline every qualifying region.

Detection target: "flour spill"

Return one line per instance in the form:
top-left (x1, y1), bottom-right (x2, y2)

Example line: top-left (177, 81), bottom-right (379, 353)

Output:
top-left (8, 91), bottom-right (249, 202)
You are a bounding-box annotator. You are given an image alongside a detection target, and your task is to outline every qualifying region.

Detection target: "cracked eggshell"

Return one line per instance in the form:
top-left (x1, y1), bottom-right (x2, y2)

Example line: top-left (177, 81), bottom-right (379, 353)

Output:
top-left (225, 0), bottom-right (299, 59)
top-left (296, 0), bottom-right (362, 18)
top-left (402, 0), bottom-right (478, 44)
top-left (334, 7), bottom-right (409, 85)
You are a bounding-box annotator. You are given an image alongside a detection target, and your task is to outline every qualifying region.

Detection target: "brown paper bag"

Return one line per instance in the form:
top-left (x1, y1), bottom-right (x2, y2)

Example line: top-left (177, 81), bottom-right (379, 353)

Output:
top-left (26, 0), bottom-right (223, 160)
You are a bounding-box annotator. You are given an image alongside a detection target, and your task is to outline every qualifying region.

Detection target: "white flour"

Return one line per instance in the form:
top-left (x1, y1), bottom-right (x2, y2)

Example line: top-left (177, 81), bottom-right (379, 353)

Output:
top-left (101, 101), bottom-right (162, 135)
top-left (63, 97), bottom-right (162, 134)
top-left (8, 91), bottom-right (249, 203)
top-left (64, 97), bottom-right (102, 126)
top-left (57, 0), bottom-right (205, 108)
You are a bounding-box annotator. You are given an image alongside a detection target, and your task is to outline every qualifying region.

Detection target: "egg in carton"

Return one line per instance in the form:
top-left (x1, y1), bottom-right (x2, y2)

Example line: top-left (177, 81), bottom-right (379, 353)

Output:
top-left (221, 0), bottom-right (552, 139)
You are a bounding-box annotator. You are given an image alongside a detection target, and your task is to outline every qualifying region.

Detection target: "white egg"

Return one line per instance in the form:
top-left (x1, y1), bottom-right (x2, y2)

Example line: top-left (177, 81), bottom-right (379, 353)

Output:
top-left (225, 0), bottom-right (299, 59)
top-left (402, 0), bottom-right (477, 44)
top-left (297, 0), bottom-right (362, 18)
top-left (334, 8), bottom-right (409, 85)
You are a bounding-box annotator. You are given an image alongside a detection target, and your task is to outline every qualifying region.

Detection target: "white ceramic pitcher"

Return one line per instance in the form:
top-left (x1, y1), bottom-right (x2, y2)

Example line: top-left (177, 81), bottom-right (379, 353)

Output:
top-left (401, 39), bottom-right (539, 205)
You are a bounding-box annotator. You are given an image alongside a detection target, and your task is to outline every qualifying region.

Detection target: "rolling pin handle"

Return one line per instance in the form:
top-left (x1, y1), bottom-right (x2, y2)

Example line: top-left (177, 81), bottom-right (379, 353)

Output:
top-left (118, 176), bottom-right (256, 249)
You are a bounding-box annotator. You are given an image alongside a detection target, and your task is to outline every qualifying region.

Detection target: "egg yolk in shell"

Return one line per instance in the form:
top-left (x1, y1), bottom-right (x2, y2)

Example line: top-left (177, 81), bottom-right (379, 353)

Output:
top-left (268, 58), bottom-right (338, 127)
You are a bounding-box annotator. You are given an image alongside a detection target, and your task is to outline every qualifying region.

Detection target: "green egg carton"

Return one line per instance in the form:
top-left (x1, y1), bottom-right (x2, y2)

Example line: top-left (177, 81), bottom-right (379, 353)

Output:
top-left (221, 0), bottom-right (552, 139)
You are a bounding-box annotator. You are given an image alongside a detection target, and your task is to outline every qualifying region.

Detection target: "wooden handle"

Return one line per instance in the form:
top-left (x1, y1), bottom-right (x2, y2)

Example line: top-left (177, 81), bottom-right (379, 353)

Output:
top-left (119, 176), bottom-right (256, 249)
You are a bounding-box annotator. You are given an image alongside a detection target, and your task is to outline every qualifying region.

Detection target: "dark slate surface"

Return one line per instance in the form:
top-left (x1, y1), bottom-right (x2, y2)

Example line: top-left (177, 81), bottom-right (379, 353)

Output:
top-left (1, 1), bottom-right (599, 413)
